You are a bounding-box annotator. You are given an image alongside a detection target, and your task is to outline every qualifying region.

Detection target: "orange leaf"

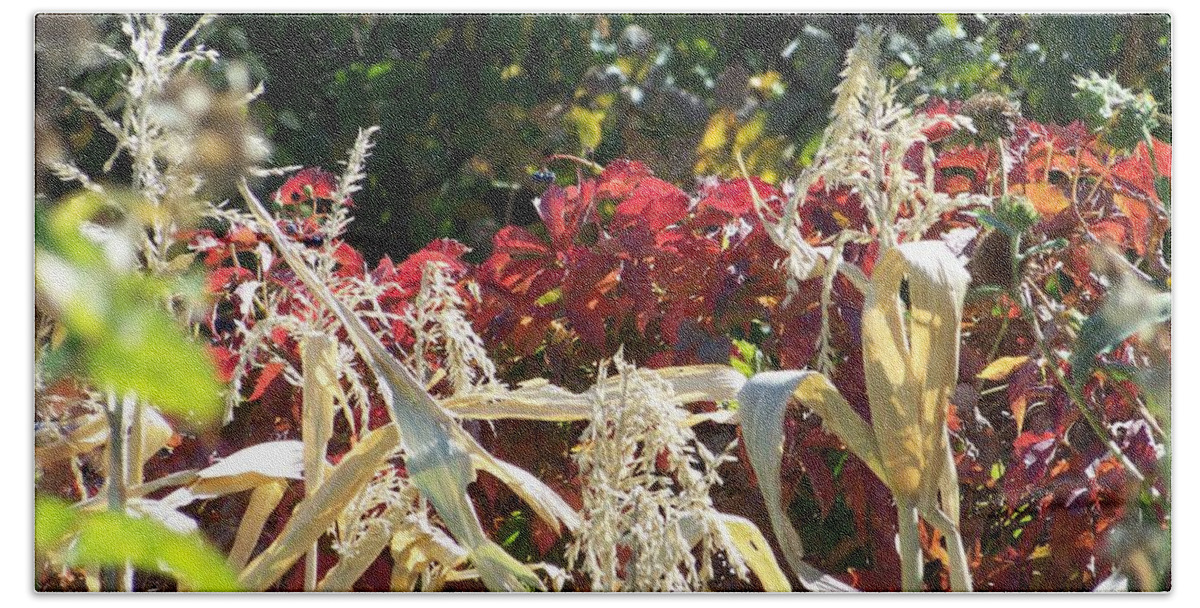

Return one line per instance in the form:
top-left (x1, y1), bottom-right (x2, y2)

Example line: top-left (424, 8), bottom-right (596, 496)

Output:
top-left (1011, 393), bottom-right (1028, 435)
top-left (1091, 219), bottom-right (1128, 248)
top-left (1020, 183), bottom-right (1070, 216)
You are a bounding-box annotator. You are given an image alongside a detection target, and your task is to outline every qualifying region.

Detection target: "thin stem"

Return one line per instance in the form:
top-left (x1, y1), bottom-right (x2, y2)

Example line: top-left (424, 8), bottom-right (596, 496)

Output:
top-left (1019, 286), bottom-right (1146, 483)
top-left (129, 401), bottom-right (144, 486)
top-left (985, 315), bottom-right (1013, 367)
top-left (896, 500), bottom-right (923, 592)
top-left (921, 504), bottom-right (973, 592)
top-left (547, 153), bottom-right (605, 174)
top-left (101, 391), bottom-right (129, 592)
top-left (996, 137), bottom-right (1009, 197)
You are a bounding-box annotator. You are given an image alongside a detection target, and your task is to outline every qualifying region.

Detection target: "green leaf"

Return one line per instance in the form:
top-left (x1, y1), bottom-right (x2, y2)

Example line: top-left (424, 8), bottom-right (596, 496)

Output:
top-left (34, 497), bottom-right (76, 551)
top-left (86, 306), bottom-right (223, 424)
top-left (535, 287), bottom-right (563, 307)
top-left (1155, 175), bottom-right (1171, 208)
top-left (35, 194), bottom-right (224, 425)
top-left (1070, 279), bottom-right (1171, 387)
top-left (565, 106), bottom-right (605, 150)
top-left (36, 497), bottom-right (241, 591)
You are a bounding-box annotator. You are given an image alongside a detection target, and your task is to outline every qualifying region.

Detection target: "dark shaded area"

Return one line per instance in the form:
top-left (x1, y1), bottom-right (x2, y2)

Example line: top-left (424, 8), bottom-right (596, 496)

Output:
top-left (51, 13), bottom-right (1170, 264)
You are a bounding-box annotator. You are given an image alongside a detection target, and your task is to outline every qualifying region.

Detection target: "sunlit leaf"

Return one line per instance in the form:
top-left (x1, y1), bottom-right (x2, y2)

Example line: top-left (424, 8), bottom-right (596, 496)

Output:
top-left (36, 496), bottom-right (240, 591)
top-left (977, 355), bottom-right (1031, 381)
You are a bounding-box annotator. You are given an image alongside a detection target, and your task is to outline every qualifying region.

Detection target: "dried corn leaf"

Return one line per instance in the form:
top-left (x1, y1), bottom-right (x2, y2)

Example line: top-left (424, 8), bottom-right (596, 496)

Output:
top-left (861, 241), bottom-right (967, 503)
top-left (859, 241), bottom-right (972, 590)
top-left (469, 449), bottom-right (581, 533)
top-left (715, 513), bottom-right (791, 592)
top-left (301, 335), bottom-right (338, 490)
top-left (160, 440), bottom-right (303, 510)
top-left (736, 370), bottom-right (861, 591)
top-left (124, 497), bottom-right (198, 534)
top-left (442, 365), bottom-right (744, 422)
top-left (389, 519), bottom-right (469, 591)
top-left (227, 479), bottom-right (287, 570)
top-left (197, 440), bottom-right (304, 481)
top-left (35, 404), bottom-right (172, 470)
top-left (317, 516), bottom-right (398, 591)
top-left (238, 425), bottom-right (398, 591)
top-left (34, 413), bottom-right (107, 465)
top-left (301, 334), bottom-right (339, 590)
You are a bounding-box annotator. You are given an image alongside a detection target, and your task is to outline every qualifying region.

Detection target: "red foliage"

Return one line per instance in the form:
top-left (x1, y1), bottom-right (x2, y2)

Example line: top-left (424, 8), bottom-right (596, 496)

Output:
top-left (170, 118), bottom-right (1171, 591)
top-left (277, 167), bottom-right (342, 206)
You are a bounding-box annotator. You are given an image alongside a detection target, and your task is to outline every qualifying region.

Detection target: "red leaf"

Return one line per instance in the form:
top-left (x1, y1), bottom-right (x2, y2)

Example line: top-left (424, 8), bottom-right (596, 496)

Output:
top-left (393, 238), bottom-right (471, 291)
top-left (277, 167), bottom-right (339, 206)
top-left (921, 98), bottom-right (963, 143)
top-left (611, 177), bottom-right (690, 233)
top-left (248, 362), bottom-right (285, 401)
top-left (694, 176), bottom-right (782, 224)
top-left (596, 159), bottom-right (654, 200)
top-left (331, 241), bottom-right (365, 277)
top-left (937, 146), bottom-right (990, 178)
top-left (207, 345), bottom-right (239, 383)
top-left (492, 226), bottom-right (551, 258)
top-left (1090, 219), bottom-right (1129, 250)
top-left (205, 266), bottom-right (254, 294)
top-left (1110, 138), bottom-right (1170, 203)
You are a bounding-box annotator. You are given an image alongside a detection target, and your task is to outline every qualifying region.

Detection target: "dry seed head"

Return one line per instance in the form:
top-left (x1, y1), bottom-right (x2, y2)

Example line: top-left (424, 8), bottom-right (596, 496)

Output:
top-left (961, 91), bottom-right (1020, 141)
top-left (567, 355), bottom-right (745, 591)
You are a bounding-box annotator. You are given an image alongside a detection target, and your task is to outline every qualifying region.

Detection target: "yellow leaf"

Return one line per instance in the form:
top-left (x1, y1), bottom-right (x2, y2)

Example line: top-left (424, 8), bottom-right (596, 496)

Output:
top-left (697, 108), bottom-right (735, 155)
top-left (733, 111), bottom-right (767, 150)
top-left (718, 514), bottom-right (792, 592)
top-left (565, 106), bottom-right (605, 150)
top-left (976, 355), bottom-right (1030, 381)
top-left (1020, 182), bottom-right (1071, 216)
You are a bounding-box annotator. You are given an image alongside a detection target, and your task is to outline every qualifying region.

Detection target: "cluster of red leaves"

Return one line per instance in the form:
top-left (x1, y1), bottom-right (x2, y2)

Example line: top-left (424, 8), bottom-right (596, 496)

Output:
top-left (467, 117), bottom-right (1170, 590)
top-left (934, 120), bottom-right (1170, 591)
top-left (473, 159), bottom-right (880, 387)
top-left (122, 109), bottom-right (1170, 591)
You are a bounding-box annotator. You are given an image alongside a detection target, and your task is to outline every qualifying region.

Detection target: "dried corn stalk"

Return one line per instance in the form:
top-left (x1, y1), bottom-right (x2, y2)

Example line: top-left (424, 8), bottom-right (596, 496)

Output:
top-left (737, 241), bottom-right (973, 591)
top-left (300, 334), bottom-right (339, 590)
top-left (240, 180), bottom-right (574, 591)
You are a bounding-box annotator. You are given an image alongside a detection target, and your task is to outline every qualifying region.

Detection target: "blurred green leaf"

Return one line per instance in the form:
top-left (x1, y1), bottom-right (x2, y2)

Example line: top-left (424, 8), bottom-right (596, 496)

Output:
top-left (36, 496), bottom-right (241, 591)
top-left (35, 192), bottom-right (224, 425)
top-left (566, 105), bottom-right (605, 150)
top-left (1070, 278), bottom-right (1171, 387)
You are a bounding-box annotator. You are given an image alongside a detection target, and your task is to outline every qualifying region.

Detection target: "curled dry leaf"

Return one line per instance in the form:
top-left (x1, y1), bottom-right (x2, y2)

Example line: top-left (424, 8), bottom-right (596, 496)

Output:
top-left (737, 241), bottom-right (973, 592)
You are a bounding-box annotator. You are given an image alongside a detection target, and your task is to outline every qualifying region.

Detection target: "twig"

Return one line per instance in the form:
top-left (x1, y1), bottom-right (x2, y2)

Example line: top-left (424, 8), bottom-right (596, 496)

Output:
top-left (1020, 286), bottom-right (1146, 483)
top-left (547, 154), bottom-right (605, 174)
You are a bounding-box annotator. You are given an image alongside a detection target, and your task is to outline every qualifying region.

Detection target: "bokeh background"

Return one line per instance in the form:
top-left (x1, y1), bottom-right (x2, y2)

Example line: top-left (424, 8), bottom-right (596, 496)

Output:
top-left (43, 14), bottom-right (1170, 262)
